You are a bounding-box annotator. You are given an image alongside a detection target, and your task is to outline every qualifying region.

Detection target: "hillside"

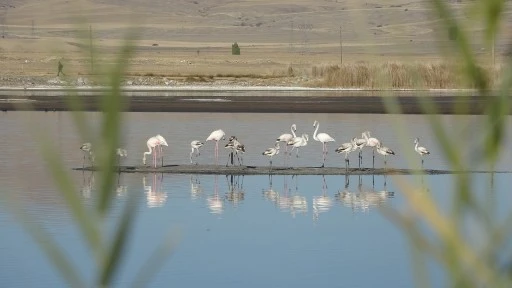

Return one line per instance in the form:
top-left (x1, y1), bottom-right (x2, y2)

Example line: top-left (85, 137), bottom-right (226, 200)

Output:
top-left (0, 0), bottom-right (510, 86)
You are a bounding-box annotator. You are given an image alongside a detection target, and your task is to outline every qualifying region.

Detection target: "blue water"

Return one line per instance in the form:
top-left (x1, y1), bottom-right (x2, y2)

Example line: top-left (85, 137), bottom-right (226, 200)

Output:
top-left (1, 111), bottom-right (511, 287)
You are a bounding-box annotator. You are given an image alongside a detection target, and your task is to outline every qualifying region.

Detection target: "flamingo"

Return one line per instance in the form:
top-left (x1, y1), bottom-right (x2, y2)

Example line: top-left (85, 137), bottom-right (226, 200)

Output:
top-left (225, 136), bottom-right (245, 166)
top-left (354, 133), bottom-right (367, 168)
top-left (190, 140), bottom-right (204, 164)
top-left (235, 142), bottom-right (246, 165)
top-left (376, 141), bottom-right (395, 167)
top-left (116, 148), bottom-right (127, 169)
top-left (155, 134), bottom-right (168, 167)
top-left (287, 133), bottom-right (309, 158)
top-left (335, 137), bottom-right (357, 170)
top-left (263, 142), bottom-right (280, 171)
top-left (313, 120), bottom-right (335, 167)
top-left (143, 136), bottom-right (167, 168)
top-left (363, 131), bottom-right (381, 168)
top-left (414, 137), bottom-right (430, 166)
top-left (80, 142), bottom-right (94, 168)
top-left (276, 124), bottom-right (297, 155)
top-left (206, 129), bottom-right (226, 164)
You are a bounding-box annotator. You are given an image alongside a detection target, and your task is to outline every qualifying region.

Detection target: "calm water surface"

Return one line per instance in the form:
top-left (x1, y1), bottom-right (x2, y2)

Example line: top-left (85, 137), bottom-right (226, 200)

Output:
top-left (1, 111), bottom-right (512, 287)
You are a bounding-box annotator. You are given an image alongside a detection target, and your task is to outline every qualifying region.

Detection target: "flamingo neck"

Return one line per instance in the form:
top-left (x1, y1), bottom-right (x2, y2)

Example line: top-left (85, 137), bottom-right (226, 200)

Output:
top-left (313, 123), bottom-right (319, 141)
top-left (291, 125), bottom-right (297, 138)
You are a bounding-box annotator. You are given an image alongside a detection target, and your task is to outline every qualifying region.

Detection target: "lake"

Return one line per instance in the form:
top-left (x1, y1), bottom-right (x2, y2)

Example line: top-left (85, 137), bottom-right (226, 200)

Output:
top-left (1, 111), bottom-right (511, 287)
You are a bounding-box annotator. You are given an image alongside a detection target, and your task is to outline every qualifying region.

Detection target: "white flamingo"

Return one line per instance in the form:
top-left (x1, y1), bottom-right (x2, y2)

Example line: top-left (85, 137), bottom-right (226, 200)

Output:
top-left (335, 137), bottom-right (357, 170)
top-left (143, 136), bottom-right (168, 168)
top-left (354, 133), bottom-right (367, 168)
top-left (190, 140), bottom-right (204, 164)
top-left (376, 142), bottom-right (395, 167)
top-left (80, 142), bottom-right (94, 168)
top-left (363, 131), bottom-right (381, 168)
top-left (276, 124), bottom-right (297, 155)
top-left (206, 129), bottom-right (226, 164)
top-left (414, 137), bottom-right (430, 166)
top-left (313, 120), bottom-right (335, 167)
top-left (116, 148), bottom-right (127, 169)
top-left (155, 134), bottom-right (168, 167)
top-left (263, 142), bottom-right (280, 171)
top-left (288, 134), bottom-right (309, 158)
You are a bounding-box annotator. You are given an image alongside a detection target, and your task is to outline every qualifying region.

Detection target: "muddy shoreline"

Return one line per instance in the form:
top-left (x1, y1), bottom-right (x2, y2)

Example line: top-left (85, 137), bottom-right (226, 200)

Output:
top-left (0, 88), bottom-right (508, 114)
top-left (73, 164), bottom-right (502, 175)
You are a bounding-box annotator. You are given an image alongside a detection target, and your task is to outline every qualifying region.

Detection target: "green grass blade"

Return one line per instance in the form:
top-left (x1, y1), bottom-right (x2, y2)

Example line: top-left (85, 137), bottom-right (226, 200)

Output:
top-left (429, 0), bottom-right (489, 92)
top-left (99, 189), bottom-right (138, 287)
top-left (97, 36), bottom-right (134, 216)
top-left (37, 133), bottom-right (103, 259)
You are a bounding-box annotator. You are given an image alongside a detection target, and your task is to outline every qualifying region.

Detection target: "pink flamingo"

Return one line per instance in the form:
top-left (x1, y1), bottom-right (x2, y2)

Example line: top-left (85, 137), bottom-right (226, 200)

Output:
top-left (143, 135), bottom-right (168, 168)
top-left (276, 124), bottom-right (297, 155)
top-left (206, 129), bottom-right (225, 164)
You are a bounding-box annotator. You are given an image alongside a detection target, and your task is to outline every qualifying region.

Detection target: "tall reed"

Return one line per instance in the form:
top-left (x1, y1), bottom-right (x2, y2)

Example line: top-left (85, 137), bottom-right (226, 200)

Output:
top-left (311, 62), bottom-right (500, 89)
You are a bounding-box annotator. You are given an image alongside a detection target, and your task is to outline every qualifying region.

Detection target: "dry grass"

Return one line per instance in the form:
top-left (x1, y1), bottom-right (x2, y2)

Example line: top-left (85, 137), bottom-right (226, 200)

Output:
top-left (308, 62), bottom-right (502, 89)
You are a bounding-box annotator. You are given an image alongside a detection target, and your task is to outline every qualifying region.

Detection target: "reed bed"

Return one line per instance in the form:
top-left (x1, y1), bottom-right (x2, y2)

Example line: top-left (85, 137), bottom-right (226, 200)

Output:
top-left (309, 62), bottom-right (501, 89)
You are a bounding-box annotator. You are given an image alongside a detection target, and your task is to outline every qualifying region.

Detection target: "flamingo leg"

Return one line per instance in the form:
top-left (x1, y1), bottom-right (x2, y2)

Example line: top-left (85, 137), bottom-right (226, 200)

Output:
top-left (160, 145), bottom-right (164, 167)
top-left (215, 141), bottom-right (219, 164)
top-left (321, 143), bottom-right (326, 167)
top-left (153, 149), bottom-right (157, 168)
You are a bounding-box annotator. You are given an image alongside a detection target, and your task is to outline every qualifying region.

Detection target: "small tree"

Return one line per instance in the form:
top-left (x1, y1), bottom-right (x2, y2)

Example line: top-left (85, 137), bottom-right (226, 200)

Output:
top-left (232, 42), bottom-right (240, 55)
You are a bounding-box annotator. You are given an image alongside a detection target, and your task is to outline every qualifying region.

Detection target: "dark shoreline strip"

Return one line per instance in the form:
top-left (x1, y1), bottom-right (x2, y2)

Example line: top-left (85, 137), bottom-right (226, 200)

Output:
top-left (1, 91), bottom-right (510, 114)
top-left (72, 165), bottom-right (504, 175)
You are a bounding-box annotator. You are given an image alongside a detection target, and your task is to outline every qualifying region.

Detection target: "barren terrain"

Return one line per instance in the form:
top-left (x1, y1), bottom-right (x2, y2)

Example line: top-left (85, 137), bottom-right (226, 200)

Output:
top-left (0, 0), bottom-right (510, 87)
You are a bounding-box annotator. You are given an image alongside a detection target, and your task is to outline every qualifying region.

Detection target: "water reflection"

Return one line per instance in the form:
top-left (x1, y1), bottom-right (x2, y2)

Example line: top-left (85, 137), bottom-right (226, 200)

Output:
top-left (262, 175), bottom-right (279, 205)
top-left (190, 175), bottom-right (203, 200)
top-left (207, 175), bottom-right (223, 215)
top-left (80, 171), bottom-right (95, 199)
top-left (225, 175), bottom-right (245, 208)
top-left (143, 174), bottom-right (167, 208)
top-left (277, 175), bottom-right (292, 211)
top-left (262, 175), bottom-right (309, 217)
top-left (312, 175), bottom-right (333, 222)
top-left (116, 172), bottom-right (127, 197)
top-left (335, 175), bottom-right (394, 213)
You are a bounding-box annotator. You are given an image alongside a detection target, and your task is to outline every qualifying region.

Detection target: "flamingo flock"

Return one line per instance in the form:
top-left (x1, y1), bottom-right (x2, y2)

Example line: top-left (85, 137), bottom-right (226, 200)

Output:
top-left (80, 121), bottom-right (432, 170)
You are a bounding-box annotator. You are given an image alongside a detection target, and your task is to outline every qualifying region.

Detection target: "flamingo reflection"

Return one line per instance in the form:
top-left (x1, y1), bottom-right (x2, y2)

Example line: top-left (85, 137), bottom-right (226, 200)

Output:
top-left (190, 175), bottom-right (203, 200)
top-left (143, 173), bottom-right (167, 208)
top-left (225, 175), bottom-right (245, 208)
top-left (116, 169), bottom-right (127, 197)
top-left (116, 185), bottom-right (127, 197)
top-left (277, 175), bottom-right (292, 211)
top-left (335, 175), bottom-right (393, 213)
top-left (80, 171), bottom-right (95, 199)
top-left (312, 175), bottom-right (333, 222)
top-left (263, 175), bottom-right (280, 206)
top-left (207, 175), bottom-right (224, 215)
top-left (290, 175), bottom-right (308, 217)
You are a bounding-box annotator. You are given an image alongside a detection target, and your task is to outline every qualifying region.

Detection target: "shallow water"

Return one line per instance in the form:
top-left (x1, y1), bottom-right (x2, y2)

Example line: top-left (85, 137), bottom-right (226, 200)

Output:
top-left (0, 111), bottom-right (511, 287)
